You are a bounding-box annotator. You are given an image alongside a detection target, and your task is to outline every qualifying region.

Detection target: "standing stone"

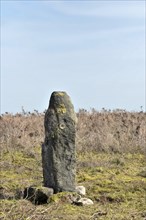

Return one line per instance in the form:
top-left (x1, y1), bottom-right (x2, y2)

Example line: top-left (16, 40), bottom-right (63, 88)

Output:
top-left (42, 91), bottom-right (77, 193)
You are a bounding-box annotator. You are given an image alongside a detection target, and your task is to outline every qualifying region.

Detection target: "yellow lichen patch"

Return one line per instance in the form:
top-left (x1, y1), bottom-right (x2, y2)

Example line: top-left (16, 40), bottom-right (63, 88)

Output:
top-left (56, 104), bottom-right (67, 114)
top-left (55, 92), bottom-right (65, 96)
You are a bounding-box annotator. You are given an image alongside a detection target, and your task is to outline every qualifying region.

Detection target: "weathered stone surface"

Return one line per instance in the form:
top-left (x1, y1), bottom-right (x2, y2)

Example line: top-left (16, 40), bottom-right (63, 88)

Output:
top-left (75, 186), bottom-right (86, 195)
top-left (42, 91), bottom-right (77, 193)
top-left (23, 186), bottom-right (54, 204)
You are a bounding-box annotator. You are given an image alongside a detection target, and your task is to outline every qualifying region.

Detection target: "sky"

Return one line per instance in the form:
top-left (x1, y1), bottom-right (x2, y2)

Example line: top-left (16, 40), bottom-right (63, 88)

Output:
top-left (1, 0), bottom-right (145, 113)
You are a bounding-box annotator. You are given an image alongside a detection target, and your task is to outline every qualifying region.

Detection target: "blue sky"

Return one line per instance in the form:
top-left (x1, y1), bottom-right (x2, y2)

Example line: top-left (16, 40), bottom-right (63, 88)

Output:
top-left (1, 0), bottom-right (145, 113)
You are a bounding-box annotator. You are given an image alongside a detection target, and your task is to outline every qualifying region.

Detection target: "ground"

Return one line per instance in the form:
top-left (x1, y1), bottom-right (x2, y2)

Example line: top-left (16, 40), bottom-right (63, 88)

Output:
top-left (0, 110), bottom-right (146, 219)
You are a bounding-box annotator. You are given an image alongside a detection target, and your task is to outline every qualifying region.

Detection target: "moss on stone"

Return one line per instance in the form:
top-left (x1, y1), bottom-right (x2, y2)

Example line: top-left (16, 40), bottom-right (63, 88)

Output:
top-left (56, 103), bottom-right (67, 114)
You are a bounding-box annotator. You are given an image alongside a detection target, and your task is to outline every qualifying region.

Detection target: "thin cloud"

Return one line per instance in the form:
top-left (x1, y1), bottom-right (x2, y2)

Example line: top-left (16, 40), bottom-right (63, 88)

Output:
top-left (47, 1), bottom-right (145, 18)
top-left (1, 17), bottom-right (144, 50)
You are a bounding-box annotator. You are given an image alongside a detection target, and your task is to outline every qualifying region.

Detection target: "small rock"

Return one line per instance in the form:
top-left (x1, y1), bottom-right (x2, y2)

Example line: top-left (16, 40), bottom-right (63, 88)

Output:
top-left (23, 186), bottom-right (54, 205)
top-left (73, 197), bottom-right (94, 206)
top-left (75, 186), bottom-right (86, 195)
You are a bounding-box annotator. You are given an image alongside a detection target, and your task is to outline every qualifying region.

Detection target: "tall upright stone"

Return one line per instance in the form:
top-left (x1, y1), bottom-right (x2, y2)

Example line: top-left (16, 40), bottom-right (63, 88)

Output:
top-left (42, 91), bottom-right (76, 193)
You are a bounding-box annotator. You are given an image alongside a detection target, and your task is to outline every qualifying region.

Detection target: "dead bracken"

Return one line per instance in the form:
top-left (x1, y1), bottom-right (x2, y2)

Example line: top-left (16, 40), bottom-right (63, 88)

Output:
top-left (0, 103), bottom-right (146, 219)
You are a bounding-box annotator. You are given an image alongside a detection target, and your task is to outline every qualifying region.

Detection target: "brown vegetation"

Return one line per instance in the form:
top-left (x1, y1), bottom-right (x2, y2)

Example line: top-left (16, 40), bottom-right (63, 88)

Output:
top-left (0, 109), bottom-right (145, 154)
top-left (0, 109), bottom-right (146, 219)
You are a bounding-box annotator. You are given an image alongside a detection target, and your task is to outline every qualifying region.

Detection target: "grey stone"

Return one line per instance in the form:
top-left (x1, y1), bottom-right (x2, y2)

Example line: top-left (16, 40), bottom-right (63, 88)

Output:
top-left (23, 186), bottom-right (54, 204)
top-left (42, 91), bottom-right (77, 193)
top-left (75, 186), bottom-right (86, 195)
top-left (73, 197), bottom-right (94, 206)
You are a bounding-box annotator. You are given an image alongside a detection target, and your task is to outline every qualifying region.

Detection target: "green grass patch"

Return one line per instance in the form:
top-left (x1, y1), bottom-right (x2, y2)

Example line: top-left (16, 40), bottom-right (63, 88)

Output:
top-left (0, 149), bottom-right (145, 219)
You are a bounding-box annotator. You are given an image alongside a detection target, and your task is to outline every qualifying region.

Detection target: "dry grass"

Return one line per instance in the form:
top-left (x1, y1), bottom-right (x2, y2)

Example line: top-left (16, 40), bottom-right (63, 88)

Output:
top-left (0, 109), bottom-right (146, 219)
top-left (0, 109), bottom-right (145, 154)
top-left (76, 109), bottom-right (145, 153)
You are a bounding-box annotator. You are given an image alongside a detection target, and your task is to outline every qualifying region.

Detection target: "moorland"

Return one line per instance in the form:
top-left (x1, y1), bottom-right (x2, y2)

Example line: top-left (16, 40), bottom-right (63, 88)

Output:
top-left (0, 109), bottom-right (146, 220)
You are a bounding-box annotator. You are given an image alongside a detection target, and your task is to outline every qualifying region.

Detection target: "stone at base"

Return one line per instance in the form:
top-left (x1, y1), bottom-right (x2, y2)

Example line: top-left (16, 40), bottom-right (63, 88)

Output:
top-left (23, 186), bottom-right (54, 205)
top-left (75, 186), bottom-right (86, 195)
top-left (73, 197), bottom-right (94, 206)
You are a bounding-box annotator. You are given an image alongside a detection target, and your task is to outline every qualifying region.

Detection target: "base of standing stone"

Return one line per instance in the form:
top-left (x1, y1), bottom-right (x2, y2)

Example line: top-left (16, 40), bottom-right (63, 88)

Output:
top-left (23, 186), bottom-right (54, 205)
top-left (23, 186), bottom-right (94, 206)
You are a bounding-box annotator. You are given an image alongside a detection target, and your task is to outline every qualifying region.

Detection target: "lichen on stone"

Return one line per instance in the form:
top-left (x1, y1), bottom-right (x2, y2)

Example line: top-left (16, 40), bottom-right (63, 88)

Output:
top-left (56, 103), bottom-right (67, 114)
top-left (54, 92), bottom-right (65, 96)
